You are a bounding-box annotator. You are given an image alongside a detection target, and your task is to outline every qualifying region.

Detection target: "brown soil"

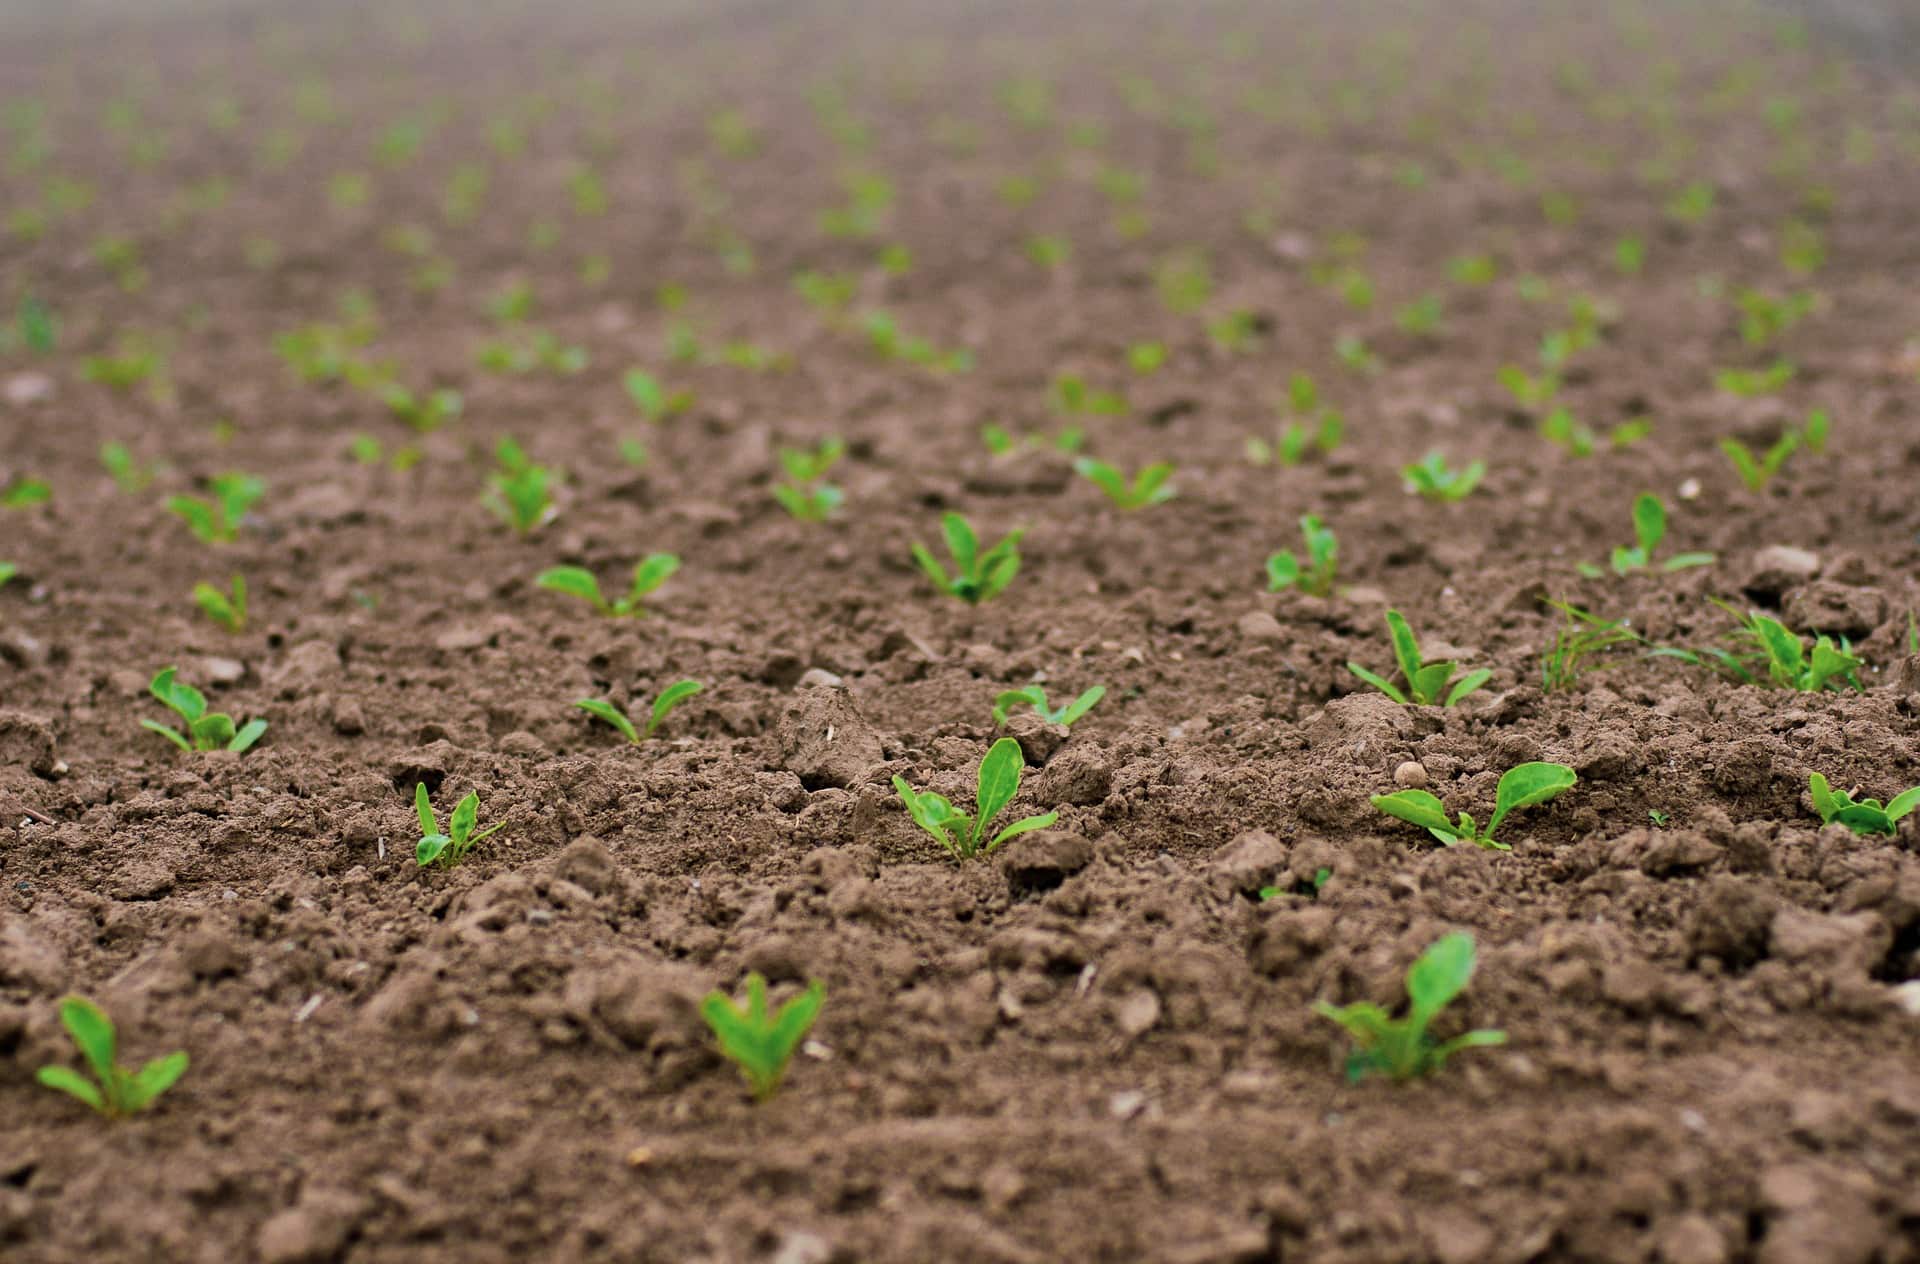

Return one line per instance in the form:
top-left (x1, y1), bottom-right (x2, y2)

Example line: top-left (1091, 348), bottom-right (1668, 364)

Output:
top-left (6, 1), bottom-right (1920, 1260)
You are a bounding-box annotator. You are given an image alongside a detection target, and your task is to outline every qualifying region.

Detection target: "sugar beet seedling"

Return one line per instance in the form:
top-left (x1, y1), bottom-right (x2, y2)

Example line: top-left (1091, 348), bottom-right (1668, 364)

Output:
top-left (1402, 451), bottom-right (1484, 502)
top-left (992, 683), bottom-right (1105, 729)
top-left (413, 782), bottom-right (506, 867)
top-left (1371, 762), bottom-right (1577, 851)
top-left (701, 973), bottom-right (825, 1101)
top-left (894, 737), bottom-right (1058, 861)
top-left (1577, 493), bottom-right (1714, 578)
top-left (1074, 457), bottom-right (1175, 510)
top-left (575, 680), bottom-right (703, 742)
top-left (36, 996), bottom-right (188, 1118)
top-left (1314, 932), bottom-right (1505, 1082)
top-left (911, 512), bottom-right (1022, 604)
top-left (141, 668), bottom-right (267, 753)
top-left (193, 575), bottom-right (247, 633)
top-left (536, 553), bottom-right (680, 617)
top-left (1808, 773), bottom-right (1920, 837)
top-left (1348, 611), bottom-right (1490, 707)
top-left (166, 472), bottom-right (263, 544)
top-left (1654, 601), bottom-right (1861, 693)
top-left (1266, 514), bottom-right (1337, 596)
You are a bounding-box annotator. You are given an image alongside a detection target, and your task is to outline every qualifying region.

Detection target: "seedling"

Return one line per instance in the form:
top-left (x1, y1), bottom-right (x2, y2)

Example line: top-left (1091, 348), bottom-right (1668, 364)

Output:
top-left (193, 575), bottom-right (247, 633)
top-left (893, 737), bottom-right (1058, 861)
top-left (1715, 360), bottom-right (1794, 398)
top-left (992, 684), bottom-right (1105, 729)
top-left (1577, 493), bottom-right (1715, 577)
top-left (1395, 292), bottom-right (1445, 336)
top-left (536, 553), bottom-right (679, 617)
top-left (485, 438), bottom-right (557, 533)
top-left (1654, 601), bottom-right (1862, 693)
top-left (1372, 762), bottom-right (1577, 851)
top-left (1538, 407), bottom-right (1599, 457)
top-left (1128, 342), bottom-right (1167, 374)
top-left (701, 973), bottom-right (825, 1101)
top-left (1314, 933), bottom-right (1505, 1082)
top-left (166, 472), bottom-right (263, 544)
top-left (622, 369), bottom-right (693, 422)
top-left (1267, 373), bottom-right (1343, 464)
top-left (1648, 809), bottom-right (1671, 827)
top-left (13, 294), bottom-right (56, 352)
top-left (0, 562), bottom-right (16, 588)
top-left (140, 667), bottom-right (267, 753)
top-left (1720, 411), bottom-right (1825, 493)
top-left (1540, 600), bottom-right (1641, 692)
top-left (772, 438), bottom-right (845, 522)
top-left (376, 381), bottom-right (463, 433)
top-left (1402, 452), bottom-right (1485, 502)
top-left (1, 476), bottom-right (50, 508)
top-left (1735, 288), bottom-right (1814, 347)
top-left (575, 681), bottom-right (704, 743)
top-left (100, 441), bottom-right (157, 493)
top-left (1266, 514), bottom-right (1337, 596)
top-left (413, 782), bottom-right (505, 867)
top-left (36, 996), bottom-right (188, 1118)
top-left (1348, 610), bottom-right (1490, 707)
top-left (1074, 458), bottom-right (1175, 510)
top-left (1050, 373), bottom-right (1128, 417)
top-left (1334, 334), bottom-right (1381, 375)
top-left (910, 512), bottom-right (1022, 605)
top-left (1259, 867), bottom-right (1331, 901)
top-left (82, 337), bottom-right (165, 391)
top-left (1808, 773), bottom-right (1920, 837)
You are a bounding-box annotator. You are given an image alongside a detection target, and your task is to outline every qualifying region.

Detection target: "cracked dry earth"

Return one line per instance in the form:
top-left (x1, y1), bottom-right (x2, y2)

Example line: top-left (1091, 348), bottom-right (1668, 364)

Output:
top-left (4, 0), bottom-right (1920, 1261)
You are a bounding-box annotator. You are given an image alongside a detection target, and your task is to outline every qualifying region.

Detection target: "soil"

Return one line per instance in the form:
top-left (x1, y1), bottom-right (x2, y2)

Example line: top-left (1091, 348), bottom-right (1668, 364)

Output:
top-left (5, 1), bottom-right (1920, 1261)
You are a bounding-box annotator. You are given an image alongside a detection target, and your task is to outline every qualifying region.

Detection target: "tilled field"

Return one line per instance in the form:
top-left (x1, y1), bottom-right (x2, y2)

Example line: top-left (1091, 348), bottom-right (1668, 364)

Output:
top-left (4, 1), bottom-right (1920, 1260)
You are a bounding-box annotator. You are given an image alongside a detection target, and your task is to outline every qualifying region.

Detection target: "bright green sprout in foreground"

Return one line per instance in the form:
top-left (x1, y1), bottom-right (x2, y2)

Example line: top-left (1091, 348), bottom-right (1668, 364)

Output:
top-left (911, 512), bottom-right (1023, 605)
top-left (36, 996), bottom-right (188, 1118)
top-left (1348, 610), bottom-right (1490, 707)
top-left (193, 575), bottom-right (247, 633)
top-left (1371, 762), bottom-right (1577, 851)
top-left (701, 973), bottom-right (826, 1102)
top-left (992, 684), bottom-right (1105, 729)
top-left (1720, 410), bottom-right (1825, 492)
top-left (1654, 601), bottom-right (1861, 694)
top-left (1267, 514), bottom-right (1337, 597)
top-left (536, 553), bottom-right (679, 617)
top-left (166, 472), bottom-right (263, 544)
top-left (772, 438), bottom-right (845, 522)
top-left (894, 737), bottom-right (1058, 862)
top-left (413, 782), bottom-right (506, 868)
top-left (575, 680), bottom-right (704, 743)
top-left (141, 667), bottom-right (267, 754)
top-left (485, 437), bottom-right (557, 534)
top-left (1, 476), bottom-right (50, 508)
top-left (1401, 451), bottom-right (1484, 502)
top-left (1260, 867), bottom-right (1331, 902)
top-left (1074, 457), bottom-right (1175, 510)
top-left (1314, 933), bottom-right (1505, 1083)
top-left (1577, 493), bottom-right (1715, 578)
top-left (1808, 773), bottom-right (1920, 837)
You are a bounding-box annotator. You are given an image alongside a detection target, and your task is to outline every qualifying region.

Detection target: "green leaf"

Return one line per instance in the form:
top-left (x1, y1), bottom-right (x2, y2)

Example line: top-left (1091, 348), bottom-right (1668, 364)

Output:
top-left (124, 1051), bottom-right (189, 1110)
top-left (1485, 762), bottom-right (1578, 840)
top-left (1662, 552), bottom-right (1715, 571)
top-left (1720, 438), bottom-right (1763, 490)
top-left (646, 680), bottom-right (704, 737)
top-left (57, 997), bottom-right (118, 1089)
top-left (1370, 790), bottom-right (1457, 838)
top-left (1405, 932), bottom-right (1477, 1025)
top-left (191, 713), bottom-right (237, 750)
top-left (1385, 611), bottom-right (1422, 690)
top-left (1410, 662), bottom-right (1455, 706)
top-left (972, 737), bottom-right (1027, 851)
top-left (976, 548), bottom-right (1020, 603)
top-left (910, 542), bottom-right (951, 593)
top-left (1884, 786), bottom-right (1920, 823)
top-left (1430, 1028), bottom-right (1508, 1067)
top-left (988, 811), bottom-right (1058, 852)
top-left (1057, 686), bottom-right (1105, 727)
top-left (942, 512), bottom-right (978, 579)
top-left (449, 791), bottom-right (480, 845)
top-left (36, 1065), bottom-right (105, 1113)
top-left (1444, 669), bottom-right (1492, 707)
top-left (415, 782), bottom-right (438, 836)
top-left (576, 698), bottom-right (640, 743)
top-left (535, 566), bottom-right (608, 613)
top-left (228, 718), bottom-right (268, 753)
top-left (627, 553), bottom-right (680, 602)
top-left (1833, 804), bottom-right (1895, 836)
top-left (992, 686), bottom-right (1044, 726)
top-left (416, 833), bottom-right (450, 865)
top-left (1347, 663), bottom-right (1408, 705)
top-left (1265, 551), bottom-right (1299, 592)
top-left (1631, 493), bottom-right (1666, 555)
top-left (1808, 772), bottom-right (1840, 822)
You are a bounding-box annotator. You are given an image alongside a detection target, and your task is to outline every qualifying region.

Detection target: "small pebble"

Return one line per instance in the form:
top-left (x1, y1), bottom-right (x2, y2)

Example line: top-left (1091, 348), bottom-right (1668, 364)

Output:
top-left (1394, 761), bottom-right (1429, 789)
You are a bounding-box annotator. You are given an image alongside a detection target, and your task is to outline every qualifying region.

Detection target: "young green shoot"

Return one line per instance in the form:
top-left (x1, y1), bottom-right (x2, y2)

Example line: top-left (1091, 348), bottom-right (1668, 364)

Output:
top-left (701, 973), bottom-right (826, 1101)
top-left (1, 476), bottom-right (51, 508)
top-left (36, 996), bottom-right (188, 1118)
top-left (99, 441), bottom-right (157, 493)
top-left (166, 473), bottom-right (263, 544)
top-left (1654, 601), bottom-right (1862, 693)
top-left (0, 562), bottom-right (16, 588)
top-left (485, 437), bottom-right (557, 533)
top-left (1348, 610), bottom-right (1490, 707)
top-left (911, 512), bottom-right (1022, 604)
top-left (992, 684), bottom-right (1105, 729)
top-left (413, 782), bottom-right (506, 867)
top-left (893, 737), bottom-right (1058, 861)
top-left (1540, 600), bottom-right (1642, 692)
top-left (536, 553), bottom-right (679, 617)
top-left (1576, 493), bottom-right (1715, 577)
top-left (192, 575), bottom-right (247, 633)
top-left (575, 680), bottom-right (704, 743)
top-left (772, 438), bottom-right (845, 522)
top-left (1402, 451), bottom-right (1485, 503)
top-left (1314, 932), bottom-right (1505, 1082)
top-left (1074, 457), bottom-right (1175, 510)
top-left (1714, 359), bottom-right (1795, 398)
top-left (1808, 773), bottom-right (1920, 837)
top-left (1720, 411), bottom-right (1825, 492)
top-left (1266, 514), bottom-right (1337, 597)
top-left (1372, 762), bottom-right (1577, 851)
top-left (141, 667), bottom-right (267, 753)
